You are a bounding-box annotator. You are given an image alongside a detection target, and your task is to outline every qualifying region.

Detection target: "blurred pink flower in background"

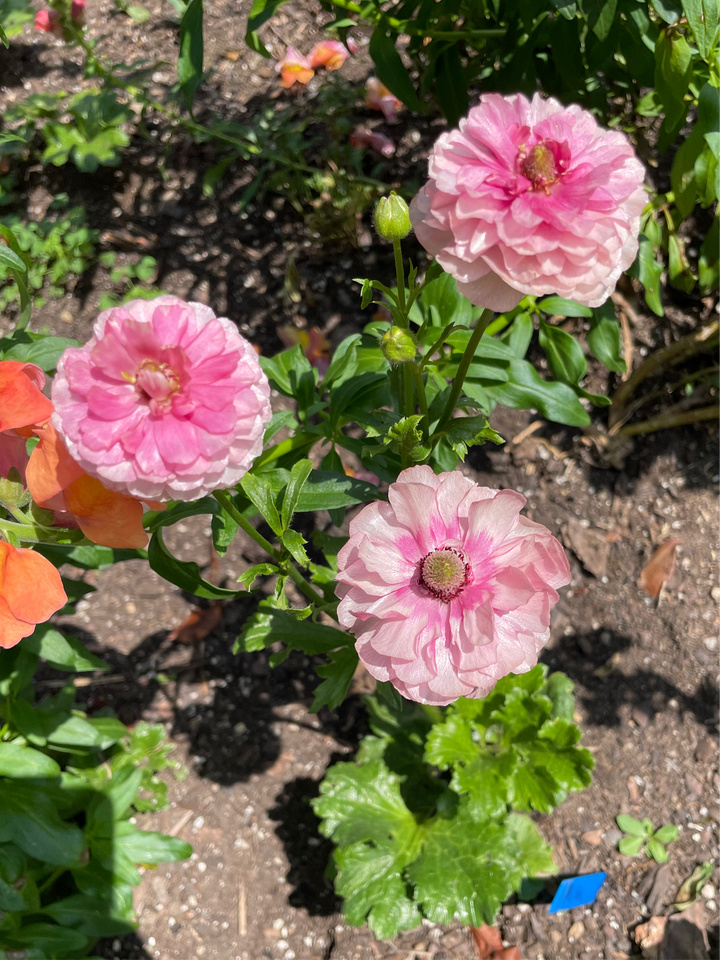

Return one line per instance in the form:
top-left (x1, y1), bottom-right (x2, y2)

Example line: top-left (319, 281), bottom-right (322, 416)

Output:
top-left (52, 296), bottom-right (272, 502)
top-left (349, 124), bottom-right (395, 157)
top-left (276, 46), bottom-right (314, 87)
top-left (410, 92), bottom-right (646, 312)
top-left (34, 8), bottom-right (63, 35)
top-left (336, 465), bottom-right (570, 706)
top-left (365, 77), bottom-right (403, 124)
top-left (308, 39), bottom-right (353, 70)
top-left (35, 0), bottom-right (86, 35)
top-left (71, 0), bottom-right (86, 24)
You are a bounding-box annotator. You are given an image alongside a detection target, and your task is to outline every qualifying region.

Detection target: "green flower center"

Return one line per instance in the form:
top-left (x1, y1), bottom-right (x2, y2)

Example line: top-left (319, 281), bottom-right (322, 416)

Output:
top-left (419, 547), bottom-right (469, 603)
top-left (520, 143), bottom-right (557, 188)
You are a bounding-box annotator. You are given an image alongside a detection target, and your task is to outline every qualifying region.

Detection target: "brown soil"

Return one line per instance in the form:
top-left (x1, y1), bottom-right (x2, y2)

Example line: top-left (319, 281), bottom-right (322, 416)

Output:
top-left (2, 2), bottom-right (718, 959)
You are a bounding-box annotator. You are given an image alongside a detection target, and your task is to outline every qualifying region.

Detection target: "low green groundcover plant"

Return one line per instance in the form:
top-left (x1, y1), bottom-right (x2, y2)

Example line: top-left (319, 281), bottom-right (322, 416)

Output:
top-left (313, 666), bottom-right (593, 939)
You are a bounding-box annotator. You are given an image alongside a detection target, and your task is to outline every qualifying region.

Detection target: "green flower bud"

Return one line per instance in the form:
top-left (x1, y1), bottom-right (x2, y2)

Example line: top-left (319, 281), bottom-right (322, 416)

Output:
top-left (381, 326), bottom-right (416, 364)
top-left (0, 468), bottom-right (29, 508)
top-left (374, 192), bottom-right (412, 241)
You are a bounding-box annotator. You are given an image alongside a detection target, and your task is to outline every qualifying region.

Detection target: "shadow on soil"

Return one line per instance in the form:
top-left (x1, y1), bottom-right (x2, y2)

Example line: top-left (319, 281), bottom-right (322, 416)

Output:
top-left (541, 628), bottom-right (718, 730)
top-left (56, 593), bottom-right (366, 788)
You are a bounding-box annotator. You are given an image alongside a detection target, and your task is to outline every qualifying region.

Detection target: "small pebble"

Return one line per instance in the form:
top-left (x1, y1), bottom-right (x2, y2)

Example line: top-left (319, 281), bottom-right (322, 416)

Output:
top-left (704, 636), bottom-right (718, 651)
top-left (568, 920), bottom-right (585, 941)
top-left (197, 861), bottom-right (207, 873)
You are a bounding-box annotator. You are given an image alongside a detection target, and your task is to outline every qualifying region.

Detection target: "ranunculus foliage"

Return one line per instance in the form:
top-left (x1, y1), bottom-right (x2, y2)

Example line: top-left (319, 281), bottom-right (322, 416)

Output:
top-left (410, 92), bottom-right (646, 312)
top-left (52, 296), bottom-right (272, 501)
top-left (336, 466), bottom-right (571, 706)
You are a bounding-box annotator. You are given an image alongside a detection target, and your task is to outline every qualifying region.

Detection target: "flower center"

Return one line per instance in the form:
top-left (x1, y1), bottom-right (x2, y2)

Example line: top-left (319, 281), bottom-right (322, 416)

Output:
top-left (129, 359), bottom-right (181, 413)
top-left (519, 143), bottom-right (558, 189)
top-left (418, 547), bottom-right (470, 603)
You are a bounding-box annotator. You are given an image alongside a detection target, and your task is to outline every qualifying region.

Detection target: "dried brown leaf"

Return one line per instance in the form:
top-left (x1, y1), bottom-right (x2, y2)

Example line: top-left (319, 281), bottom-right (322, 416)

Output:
top-left (471, 924), bottom-right (522, 960)
top-left (168, 601), bottom-right (223, 644)
top-left (640, 540), bottom-right (682, 598)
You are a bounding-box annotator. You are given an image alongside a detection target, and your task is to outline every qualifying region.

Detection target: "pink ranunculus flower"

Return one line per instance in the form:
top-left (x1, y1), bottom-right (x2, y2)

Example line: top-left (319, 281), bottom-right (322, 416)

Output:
top-left (410, 93), bottom-right (646, 312)
top-left (51, 296), bottom-right (272, 502)
top-left (336, 466), bottom-right (571, 706)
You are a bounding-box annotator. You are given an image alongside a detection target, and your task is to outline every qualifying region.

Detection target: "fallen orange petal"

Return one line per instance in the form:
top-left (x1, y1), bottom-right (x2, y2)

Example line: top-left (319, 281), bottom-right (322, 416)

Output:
top-left (640, 539), bottom-right (682, 598)
top-left (0, 541), bottom-right (66, 647)
top-left (0, 361), bottom-right (54, 432)
top-left (65, 473), bottom-right (148, 549)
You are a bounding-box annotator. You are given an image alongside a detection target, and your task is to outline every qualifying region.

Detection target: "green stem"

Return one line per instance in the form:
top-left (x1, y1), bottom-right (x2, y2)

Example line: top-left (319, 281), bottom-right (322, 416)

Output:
top-left (213, 490), bottom-right (328, 611)
top-left (37, 868), bottom-right (65, 896)
top-left (434, 309), bottom-right (493, 437)
top-left (403, 362), bottom-right (414, 419)
top-left (4, 504), bottom-right (32, 525)
top-left (393, 239), bottom-right (407, 324)
top-left (412, 363), bottom-right (429, 440)
top-left (0, 518), bottom-right (81, 544)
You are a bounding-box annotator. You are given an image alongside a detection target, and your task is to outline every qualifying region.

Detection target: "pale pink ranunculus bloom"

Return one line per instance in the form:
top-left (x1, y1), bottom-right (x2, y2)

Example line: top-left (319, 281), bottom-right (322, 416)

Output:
top-left (365, 77), bottom-right (403, 124)
top-left (336, 465), bottom-right (570, 706)
top-left (410, 93), bottom-right (646, 312)
top-left (51, 296), bottom-right (272, 502)
top-left (308, 39), bottom-right (352, 71)
top-left (349, 124), bottom-right (395, 157)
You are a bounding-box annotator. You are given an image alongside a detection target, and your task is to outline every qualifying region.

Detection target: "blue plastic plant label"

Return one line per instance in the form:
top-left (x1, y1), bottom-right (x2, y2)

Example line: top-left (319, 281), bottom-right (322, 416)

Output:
top-left (548, 872), bottom-right (607, 914)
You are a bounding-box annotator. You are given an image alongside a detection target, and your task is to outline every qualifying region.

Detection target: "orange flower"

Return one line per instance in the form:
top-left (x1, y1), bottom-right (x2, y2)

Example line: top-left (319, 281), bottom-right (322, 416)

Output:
top-left (276, 46), bottom-right (314, 87)
top-left (0, 361), bottom-right (54, 432)
top-left (308, 40), bottom-right (351, 71)
top-left (0, 542), bottom-right (66, 649)
top-left (27, 423), bottom-right (149, 549)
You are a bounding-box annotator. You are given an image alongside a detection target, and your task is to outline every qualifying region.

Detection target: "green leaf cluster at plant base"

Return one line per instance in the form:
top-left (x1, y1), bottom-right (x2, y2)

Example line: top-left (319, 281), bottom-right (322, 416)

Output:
top-left (314, 666), bottom-right (591, 939)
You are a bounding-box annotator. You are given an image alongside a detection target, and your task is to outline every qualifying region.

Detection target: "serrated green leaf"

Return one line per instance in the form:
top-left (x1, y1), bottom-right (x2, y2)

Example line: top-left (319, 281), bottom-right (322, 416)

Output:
top-left (313, 759), bottom-right (418, 848)
top-left (425, 714), bottom-right (478, 770)
top-left (408, 808), bottom-right (523, 926)
top-left (334, 842), bottom-right (422, 939)
top-left (237, 562), bottom-right (278, 591)
top-left (506, 812), bottom-right (556, 876)
top-left (543, 671), bottom-right (575, 721)
top-left (383, 415), bottom-right (429, 462)
top-left (236, 601), bottom-right (349, 655)
top-left (452, 752), bottom-right (514, 821)
top-left (311, 646), bottom-right (359, 713)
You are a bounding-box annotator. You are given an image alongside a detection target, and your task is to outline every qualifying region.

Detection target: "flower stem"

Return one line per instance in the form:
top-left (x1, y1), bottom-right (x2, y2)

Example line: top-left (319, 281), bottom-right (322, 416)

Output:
top-left (412, 363), bottom-right (430, 440)
top-left (213, 490), bottom-right (328, 610)
top-left (393, 239), bottom-right (407, 324)
top-left (434, 309), bottom-right (493, 437)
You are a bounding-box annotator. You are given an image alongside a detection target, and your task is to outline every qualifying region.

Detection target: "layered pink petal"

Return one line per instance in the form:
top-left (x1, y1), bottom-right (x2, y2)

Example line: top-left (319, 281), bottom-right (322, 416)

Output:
top-left (410, 92), bottom-right (646, 310)
top-left (52, 296), bottom-right (272, 501)
top-left (337, 466), bottom-right (571, 706)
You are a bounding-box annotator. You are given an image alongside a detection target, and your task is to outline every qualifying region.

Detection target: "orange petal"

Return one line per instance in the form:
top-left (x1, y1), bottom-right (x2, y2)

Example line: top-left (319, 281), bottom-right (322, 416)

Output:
top-left (0, 361), bottom-right (54, 432)
top-left (27, 422), bottom-right (84, 506)
top-left (64, 474), bottom-right (148, 549)
top-left (0, 541), bottom-right (66, 643)
top-left (280, 64), bottom-right (314, 86)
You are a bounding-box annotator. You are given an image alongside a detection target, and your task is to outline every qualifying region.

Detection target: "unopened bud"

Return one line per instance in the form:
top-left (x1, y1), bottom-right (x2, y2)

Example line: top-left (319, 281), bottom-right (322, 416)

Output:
top-left (0, 469), bottom-right (29, 508)
top-left (374, 192), bottom-right (411, 240)
top-left (381, 326), bottom-right (416, 364)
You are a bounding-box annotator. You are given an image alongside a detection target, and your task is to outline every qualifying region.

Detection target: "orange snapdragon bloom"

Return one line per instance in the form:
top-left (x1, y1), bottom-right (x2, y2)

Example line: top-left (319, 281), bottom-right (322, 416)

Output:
top-left (27, 423), bottom-right (149, 550)
top-left (276, 46), bottom-right (314, 87)
top-left (308, 40), bottom-right (352, 71)
top-left (0, 361), bottom-right (54, 432)
top-left (0, 542), bottom-right (66, 649)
